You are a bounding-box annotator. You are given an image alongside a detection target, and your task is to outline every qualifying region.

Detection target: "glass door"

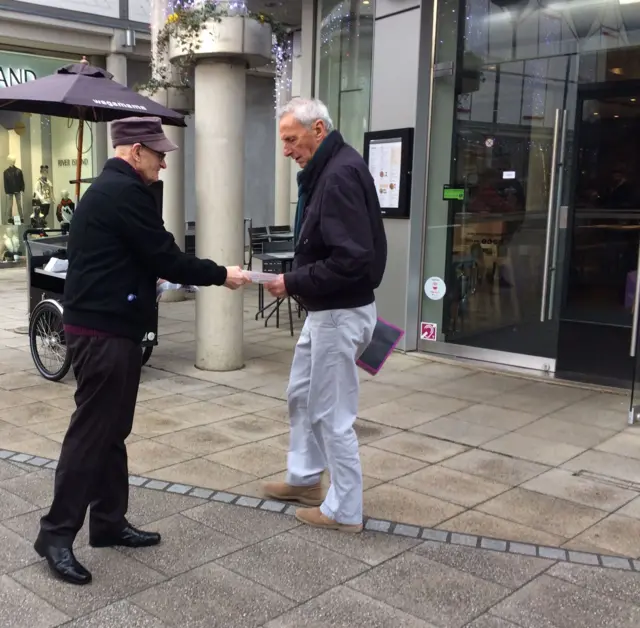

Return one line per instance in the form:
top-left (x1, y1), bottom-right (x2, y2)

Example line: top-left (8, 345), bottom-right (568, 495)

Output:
top-left (419, 49), bottom-right (575, 371)
top-left (557, 86), bottom-right (640, 387)
top-left (419, 0), bottom-right (640, 380)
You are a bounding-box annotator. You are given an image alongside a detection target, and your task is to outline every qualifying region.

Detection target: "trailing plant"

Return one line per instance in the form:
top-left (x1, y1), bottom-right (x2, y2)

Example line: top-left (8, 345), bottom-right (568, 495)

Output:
top-left (138, 0), bottom-right (290, 96)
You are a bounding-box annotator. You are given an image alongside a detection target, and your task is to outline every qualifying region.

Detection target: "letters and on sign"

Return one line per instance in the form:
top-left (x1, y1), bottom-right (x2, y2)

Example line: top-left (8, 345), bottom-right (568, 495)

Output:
top-left (0, 67), bottom-right (36, 88)
top-left (57, 159), bottom-right (89, 167)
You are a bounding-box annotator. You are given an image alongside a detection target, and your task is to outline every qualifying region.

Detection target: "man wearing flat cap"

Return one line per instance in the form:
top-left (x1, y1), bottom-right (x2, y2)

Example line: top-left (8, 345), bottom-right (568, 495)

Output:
top-left (35, 116), bottom-right (248, 585)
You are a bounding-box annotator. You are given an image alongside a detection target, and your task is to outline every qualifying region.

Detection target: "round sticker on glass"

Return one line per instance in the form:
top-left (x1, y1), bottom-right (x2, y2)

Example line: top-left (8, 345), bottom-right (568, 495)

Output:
top-left (424, 277), bottom-right (446, 301)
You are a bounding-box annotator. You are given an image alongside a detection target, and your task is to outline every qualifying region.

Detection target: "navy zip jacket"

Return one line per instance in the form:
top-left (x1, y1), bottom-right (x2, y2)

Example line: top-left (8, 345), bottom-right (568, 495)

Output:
top-left (283, 131), bottom-right (387, 311)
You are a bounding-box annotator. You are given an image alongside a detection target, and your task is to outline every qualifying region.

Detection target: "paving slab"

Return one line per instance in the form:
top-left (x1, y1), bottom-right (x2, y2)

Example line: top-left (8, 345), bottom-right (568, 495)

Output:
top-left (263, 586), bottom-right (436, 628)
top-left (347, 552), bottom-right (509, 627)
top-left (60, 600), bottom-right (168, 628)
top-left (2, 268), bottom-right (640, 561)
top-left (130, 562), bottom-right (294, 628)
top-left (11, 547), bottom-right (166, 618)
top-left (217, 532), bottom-right (369, 602)
top-left (413, 540), bottom-right (551, 588)
top-left (0, 574), bottom-right (70, 628)
top-left (490, 573), bottom-right (640, 627)
top-left (116, 513), bottom-right (246, 576)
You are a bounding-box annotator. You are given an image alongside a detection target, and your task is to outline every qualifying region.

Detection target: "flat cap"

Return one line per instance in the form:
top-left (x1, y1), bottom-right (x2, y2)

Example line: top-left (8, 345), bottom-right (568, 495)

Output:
top-left (110, 116), bottom-right (178, 153)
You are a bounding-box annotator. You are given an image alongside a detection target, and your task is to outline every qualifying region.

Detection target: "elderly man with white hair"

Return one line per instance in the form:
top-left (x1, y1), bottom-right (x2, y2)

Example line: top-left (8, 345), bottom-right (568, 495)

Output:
top-left (263, 97), bottom-right (387, 532)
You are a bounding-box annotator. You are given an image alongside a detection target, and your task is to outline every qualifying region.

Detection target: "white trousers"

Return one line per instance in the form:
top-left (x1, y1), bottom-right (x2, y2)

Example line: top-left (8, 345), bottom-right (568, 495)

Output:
top-left (286, 303), bottom-right (376, 524)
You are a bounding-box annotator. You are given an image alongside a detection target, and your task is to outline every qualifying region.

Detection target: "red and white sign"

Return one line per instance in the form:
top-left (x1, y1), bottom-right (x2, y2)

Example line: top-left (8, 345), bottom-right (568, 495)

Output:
top-left (420, 322), bottom-right (438, 341)
top-left (424, 277), bottom-right (446, 301)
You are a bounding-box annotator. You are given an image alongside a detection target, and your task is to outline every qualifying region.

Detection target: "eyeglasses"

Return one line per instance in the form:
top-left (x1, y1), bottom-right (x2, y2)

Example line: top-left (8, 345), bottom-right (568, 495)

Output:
top-left (139, 144), bottom-right (166, 162)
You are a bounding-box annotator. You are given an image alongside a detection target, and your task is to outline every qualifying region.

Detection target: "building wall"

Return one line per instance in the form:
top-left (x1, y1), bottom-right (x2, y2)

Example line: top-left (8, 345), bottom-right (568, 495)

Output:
top-left (12, 0), bottom-right (119, 18)
top-left (370, 0), bottom-right (422, 349)
top-left (126, 58), bottom-right (151, 90)
top-left (129, 0), bottom-right (151, 23)
top-left (244, 74), bottom-right (276, 228)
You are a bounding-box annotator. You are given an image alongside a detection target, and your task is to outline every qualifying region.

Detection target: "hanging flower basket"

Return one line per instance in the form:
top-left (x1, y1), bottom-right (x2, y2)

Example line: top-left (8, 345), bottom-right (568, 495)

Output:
top-left (168, 15), bottom-right (272, 68)
top-left (138, 2), bottom-right (290, 96)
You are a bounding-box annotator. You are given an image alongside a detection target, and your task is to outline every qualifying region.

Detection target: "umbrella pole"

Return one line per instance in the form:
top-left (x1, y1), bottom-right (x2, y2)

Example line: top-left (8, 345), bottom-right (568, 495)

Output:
top-left (75, 119), bottom-right (84, 202)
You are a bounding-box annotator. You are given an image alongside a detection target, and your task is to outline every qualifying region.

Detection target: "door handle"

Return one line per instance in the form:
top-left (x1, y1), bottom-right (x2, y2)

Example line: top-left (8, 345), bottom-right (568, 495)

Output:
top-left (630, 239), bottom-right (640, 357)
top-left (547, 109), bottom-right (568, 319)
top-left (541, 109), bottom-right (563, 322)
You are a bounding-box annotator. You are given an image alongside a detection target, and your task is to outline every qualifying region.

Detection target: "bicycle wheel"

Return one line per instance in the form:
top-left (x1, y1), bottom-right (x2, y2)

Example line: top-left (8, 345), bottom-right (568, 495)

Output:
top-left (29, 299), bottom-right (71, 382)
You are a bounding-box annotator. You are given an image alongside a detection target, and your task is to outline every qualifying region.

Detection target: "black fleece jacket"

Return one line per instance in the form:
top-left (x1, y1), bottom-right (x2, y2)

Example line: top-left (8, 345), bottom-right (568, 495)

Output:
top-left (63, 158), bottom-right (227, 341)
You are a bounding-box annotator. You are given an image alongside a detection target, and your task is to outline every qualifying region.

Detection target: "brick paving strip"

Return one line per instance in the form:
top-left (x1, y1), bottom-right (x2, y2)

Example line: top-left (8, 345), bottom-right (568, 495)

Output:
top-left (2, 447), bottom-right (638, 575)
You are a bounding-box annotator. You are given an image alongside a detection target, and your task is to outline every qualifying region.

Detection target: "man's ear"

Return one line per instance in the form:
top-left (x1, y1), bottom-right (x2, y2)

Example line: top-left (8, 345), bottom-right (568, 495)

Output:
top-left (314, 120), bottom-right (325, 139)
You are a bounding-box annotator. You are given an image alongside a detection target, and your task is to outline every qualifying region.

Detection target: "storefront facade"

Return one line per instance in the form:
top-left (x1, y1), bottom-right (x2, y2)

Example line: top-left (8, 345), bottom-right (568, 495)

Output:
top-left (0, 50), bottom-right (98, 260)
top-left (312, 0), bottom-right (640, 392)
top-left (0, 0), bottom-right (154, 265)
top-left (418, 0), bottom-right (640, 390)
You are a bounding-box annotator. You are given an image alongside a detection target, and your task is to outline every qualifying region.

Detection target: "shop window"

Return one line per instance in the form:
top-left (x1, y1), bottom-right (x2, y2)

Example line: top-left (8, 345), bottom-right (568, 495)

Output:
top-left (317, 0), bottom-right (375, 153)
top-left (0, 51), bottom-right (95, 263)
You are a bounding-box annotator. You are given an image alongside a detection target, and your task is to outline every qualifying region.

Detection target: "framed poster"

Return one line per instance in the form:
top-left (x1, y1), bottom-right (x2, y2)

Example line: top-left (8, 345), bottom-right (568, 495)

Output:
top-left (363, 127), bottom-right (414, 219)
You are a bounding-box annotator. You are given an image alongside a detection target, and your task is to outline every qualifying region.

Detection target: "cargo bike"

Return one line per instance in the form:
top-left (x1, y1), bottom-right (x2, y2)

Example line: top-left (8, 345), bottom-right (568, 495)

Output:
top-left (24, 228), bottom-right (158, 382)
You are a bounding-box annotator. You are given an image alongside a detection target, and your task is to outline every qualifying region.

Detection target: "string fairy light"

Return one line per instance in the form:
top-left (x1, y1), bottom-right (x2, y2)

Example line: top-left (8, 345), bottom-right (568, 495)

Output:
top-left (274, 33), bottom-right (293, 112)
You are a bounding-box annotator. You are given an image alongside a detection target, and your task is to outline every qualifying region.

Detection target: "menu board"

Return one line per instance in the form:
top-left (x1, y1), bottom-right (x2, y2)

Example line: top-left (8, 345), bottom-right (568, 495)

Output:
top-left (363, 128), bottom-right (414, 219)
top-left (368, 138), bottom-right (402, 209)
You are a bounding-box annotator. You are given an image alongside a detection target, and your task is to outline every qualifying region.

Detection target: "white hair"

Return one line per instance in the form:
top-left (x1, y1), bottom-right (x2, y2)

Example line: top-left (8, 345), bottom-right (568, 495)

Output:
top-left (278, 97), bottom-right (334, 132)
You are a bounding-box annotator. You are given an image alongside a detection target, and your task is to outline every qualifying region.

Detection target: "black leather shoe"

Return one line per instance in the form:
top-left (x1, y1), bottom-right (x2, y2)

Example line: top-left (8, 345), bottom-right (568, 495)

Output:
top-left (90, 525), bottom-right (161, 548)
top-left (34, 538), bottom-right (92, 586)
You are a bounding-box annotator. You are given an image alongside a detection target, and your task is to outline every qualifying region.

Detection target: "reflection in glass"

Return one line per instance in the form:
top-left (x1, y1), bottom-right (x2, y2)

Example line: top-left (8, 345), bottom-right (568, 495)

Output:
top-left (565, 95), bottom-right (640, 327)
top-left (317, 0), bottom-right (375, 153)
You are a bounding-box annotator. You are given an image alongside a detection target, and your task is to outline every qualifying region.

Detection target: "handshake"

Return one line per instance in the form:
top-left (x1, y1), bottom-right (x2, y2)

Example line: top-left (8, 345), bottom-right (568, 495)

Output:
top-left (224, 266), bottom-right (286, 297)
top-left (224, 266), bottom-right (251, 290)
top-left (158, 267), bottom-right (285, 294)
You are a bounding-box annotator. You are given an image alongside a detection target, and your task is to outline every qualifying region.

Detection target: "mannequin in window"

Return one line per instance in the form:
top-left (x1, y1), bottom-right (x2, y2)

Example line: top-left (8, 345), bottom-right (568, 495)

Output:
top-left (35, 164), bottom-right (53, 225)
top-left (2, 225), bottom-right (20, 260)
top-left (3, 155), bottom-right (24, 225)
top-left (56, 189), bottom-right (75, 227)
top-left (31, 194), bottom-right (45, 229)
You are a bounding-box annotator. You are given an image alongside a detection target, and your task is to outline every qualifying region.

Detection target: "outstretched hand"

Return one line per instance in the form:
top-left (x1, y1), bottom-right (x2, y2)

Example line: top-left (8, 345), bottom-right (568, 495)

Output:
top-left (266, 274), bottom-right (287, 298)
top-left (224, 266), bottom-right (250, 290)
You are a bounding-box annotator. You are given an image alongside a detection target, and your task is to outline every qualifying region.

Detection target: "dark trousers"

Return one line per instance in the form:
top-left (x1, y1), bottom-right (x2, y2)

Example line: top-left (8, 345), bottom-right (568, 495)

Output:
top-left (38, 333), bottom-right (142, 546)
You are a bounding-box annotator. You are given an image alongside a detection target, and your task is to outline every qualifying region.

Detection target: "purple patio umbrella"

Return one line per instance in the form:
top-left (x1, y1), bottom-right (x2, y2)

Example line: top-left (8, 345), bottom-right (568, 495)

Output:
top-left (0, 57), bottom-right (186, 199)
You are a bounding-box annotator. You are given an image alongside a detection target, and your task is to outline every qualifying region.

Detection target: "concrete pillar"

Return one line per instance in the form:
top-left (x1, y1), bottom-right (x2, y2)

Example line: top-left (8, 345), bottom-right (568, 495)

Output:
top-left (159, 124), bottom-right (186, 302)
top-left (194, 59), bottom-right (246, 371)
top-left (274, 36), bottom-right (293, 227)
top-left (274, 128), bottom-right (291, 226)
top-left (167, 10), bottom-right (271, 371)
top-left (149, 0), bottom-right (187, 302)
top-left (88, 55), bottom-right (109, 172)
top-left (106, 52), bottom-right (127, 86)
top-left (106, 53), bottom-right (127, 156)
top-left (300, 0), bottom-right (316, 99)
top-left (288, 0), bottom-right (317, 225)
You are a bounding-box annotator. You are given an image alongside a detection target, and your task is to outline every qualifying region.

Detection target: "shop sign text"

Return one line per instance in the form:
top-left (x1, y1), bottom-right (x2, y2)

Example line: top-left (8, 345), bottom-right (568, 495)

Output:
top-left (58, 158), bottom-right (89, 167)
top-left (0, 67), bottom-right (37, 88)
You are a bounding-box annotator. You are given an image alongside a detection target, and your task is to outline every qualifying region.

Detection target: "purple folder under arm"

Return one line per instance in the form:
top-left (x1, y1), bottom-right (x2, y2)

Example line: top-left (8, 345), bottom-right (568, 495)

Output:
top-left (356, 317), bottom-right (405, 375)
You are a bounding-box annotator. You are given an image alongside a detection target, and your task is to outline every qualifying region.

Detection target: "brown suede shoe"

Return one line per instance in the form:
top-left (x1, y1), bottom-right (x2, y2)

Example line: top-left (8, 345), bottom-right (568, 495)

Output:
top-left (295, 507), bottom-right (363, 533)
top-left (263, 481), bottom-right (324, 506)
